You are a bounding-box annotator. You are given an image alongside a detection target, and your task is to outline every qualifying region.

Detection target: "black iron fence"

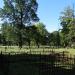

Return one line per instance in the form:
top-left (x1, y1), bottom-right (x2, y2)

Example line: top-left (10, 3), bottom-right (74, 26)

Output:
top-left (0, 50), bottom-right (75, 75)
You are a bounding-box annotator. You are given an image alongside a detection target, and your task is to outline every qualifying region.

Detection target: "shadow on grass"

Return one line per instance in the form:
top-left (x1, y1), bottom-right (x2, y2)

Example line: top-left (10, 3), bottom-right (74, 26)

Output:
top-left (0, 53), bottom-right (75, 75)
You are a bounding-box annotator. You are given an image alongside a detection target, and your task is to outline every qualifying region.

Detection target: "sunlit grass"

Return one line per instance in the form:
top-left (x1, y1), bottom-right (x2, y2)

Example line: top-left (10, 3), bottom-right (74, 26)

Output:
top-left (0, 46), bottom-right (75, 55)
top-left (0, 46), bottom-right (75, 69)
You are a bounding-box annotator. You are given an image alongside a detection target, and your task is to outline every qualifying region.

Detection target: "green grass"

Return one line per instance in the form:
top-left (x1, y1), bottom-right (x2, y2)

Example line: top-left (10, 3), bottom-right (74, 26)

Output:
top-left (0, 46), bottom-right (75, 55)
top-left (0, 46), bottom-right (75, 75)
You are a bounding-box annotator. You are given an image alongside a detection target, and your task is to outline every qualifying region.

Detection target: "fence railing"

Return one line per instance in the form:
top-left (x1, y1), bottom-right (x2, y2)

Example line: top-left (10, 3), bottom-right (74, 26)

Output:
top-left (0, 50), bottom-right (75, 75)
top-left (0, 50), bottom-right (75, 69)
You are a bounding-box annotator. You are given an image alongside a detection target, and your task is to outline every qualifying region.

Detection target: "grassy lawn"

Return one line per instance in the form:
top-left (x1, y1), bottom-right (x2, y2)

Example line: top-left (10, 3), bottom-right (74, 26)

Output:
top-left (0, 46), bottom-right (75, 55)
top-left (53, 48), bottom-right (75, 55)
top-left (0, 46), bottom-right (75, 75)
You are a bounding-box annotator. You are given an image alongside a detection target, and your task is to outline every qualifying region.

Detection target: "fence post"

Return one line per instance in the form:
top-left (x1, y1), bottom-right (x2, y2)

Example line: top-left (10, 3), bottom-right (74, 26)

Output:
top-left (70, 54), bottom-right (72, 69)
top-left (74, 55), bottom-right (75, 65)
top-left (1, 51), bottom-right (2, 55)
top-left (39, 52), bottom-right (41, 75)
top-left (62, 51), bottom-right (64, 64)
top-left (9, 53), bottom-right (10, 56)
top-left (30, 49), bottom-right (31, 54)
top-left (43, 48), bottom-right (44, 53)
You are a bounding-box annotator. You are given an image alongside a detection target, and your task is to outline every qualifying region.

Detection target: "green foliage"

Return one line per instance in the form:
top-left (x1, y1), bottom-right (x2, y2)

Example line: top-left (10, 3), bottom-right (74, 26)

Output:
top-left (0, 2), bottom-right (75, 49)
top-left (48, 31), bottom-right (61, 47)
top-left (0, 0), bottom-right (39, 48)
top-left (59, 6), bottom-right (75, 47)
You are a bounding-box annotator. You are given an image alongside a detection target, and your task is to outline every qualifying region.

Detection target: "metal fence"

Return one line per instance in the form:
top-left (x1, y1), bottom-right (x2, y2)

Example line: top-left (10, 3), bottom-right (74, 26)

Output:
top-left (0, 50), bottom-right (75, 75)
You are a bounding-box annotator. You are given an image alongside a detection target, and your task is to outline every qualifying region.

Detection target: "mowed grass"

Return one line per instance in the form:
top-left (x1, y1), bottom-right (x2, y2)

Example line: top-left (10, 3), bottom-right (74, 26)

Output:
top-left (0, 46), bottom-right (75, 74)
top-left (0, 46), bottom-right (75, 55)
top-left (54, 48), bottom-right (75, 55)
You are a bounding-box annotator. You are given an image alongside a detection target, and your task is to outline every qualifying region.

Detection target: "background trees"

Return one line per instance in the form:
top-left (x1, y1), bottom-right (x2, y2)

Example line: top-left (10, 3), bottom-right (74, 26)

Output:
top-left (0, 0), bottom-right (75, 49)
top-left (0, 0), bottom-right (39, 48)
top-left (59, 6), bottom-right (75, 47)
top-left (35, 23), bottom-right (49, 46)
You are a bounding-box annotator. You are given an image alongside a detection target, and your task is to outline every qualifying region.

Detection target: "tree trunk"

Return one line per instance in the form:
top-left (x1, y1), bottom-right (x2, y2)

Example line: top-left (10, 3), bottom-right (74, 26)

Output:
top-left (18, 32), bottom-right (22, 49)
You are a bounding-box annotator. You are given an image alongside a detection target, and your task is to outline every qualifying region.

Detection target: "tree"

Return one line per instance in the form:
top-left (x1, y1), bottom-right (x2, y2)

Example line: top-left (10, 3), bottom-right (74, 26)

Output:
top-left (0, 0), bottom-right (39, 49)
top-left (1, 22), bottom-right (17, 46)
top-left (36, 23), bottom-right (49, 45)
top-left (24, 25), bottom-right (35, 48)
top-left (48, 31), bottom-right (61, 48)
top-left (36, 23), bottom-right (48, 36)
top-left (59, 6), bottom-right (74, 47)
top-left (60, 6), bottom-right (73, 34)
top-left (68, 19), bottom-right (75, 47)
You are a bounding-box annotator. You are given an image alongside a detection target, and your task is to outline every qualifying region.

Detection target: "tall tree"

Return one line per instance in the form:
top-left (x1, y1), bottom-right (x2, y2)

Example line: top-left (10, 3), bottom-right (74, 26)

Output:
top-left (0, 0), bottom-right (39, 48)
top-left (68, 18), bottom-right (75, 47)
top-left (35, 23), bottom-right (49, 46)
top-left (60, 6), bottom-right (73, 34)
top-left (59, 6), bottom-right (74, 47)
top-left (1, 22), bottom-right (17, 46)
top-left (48, 31), bottom-right (61, 48)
